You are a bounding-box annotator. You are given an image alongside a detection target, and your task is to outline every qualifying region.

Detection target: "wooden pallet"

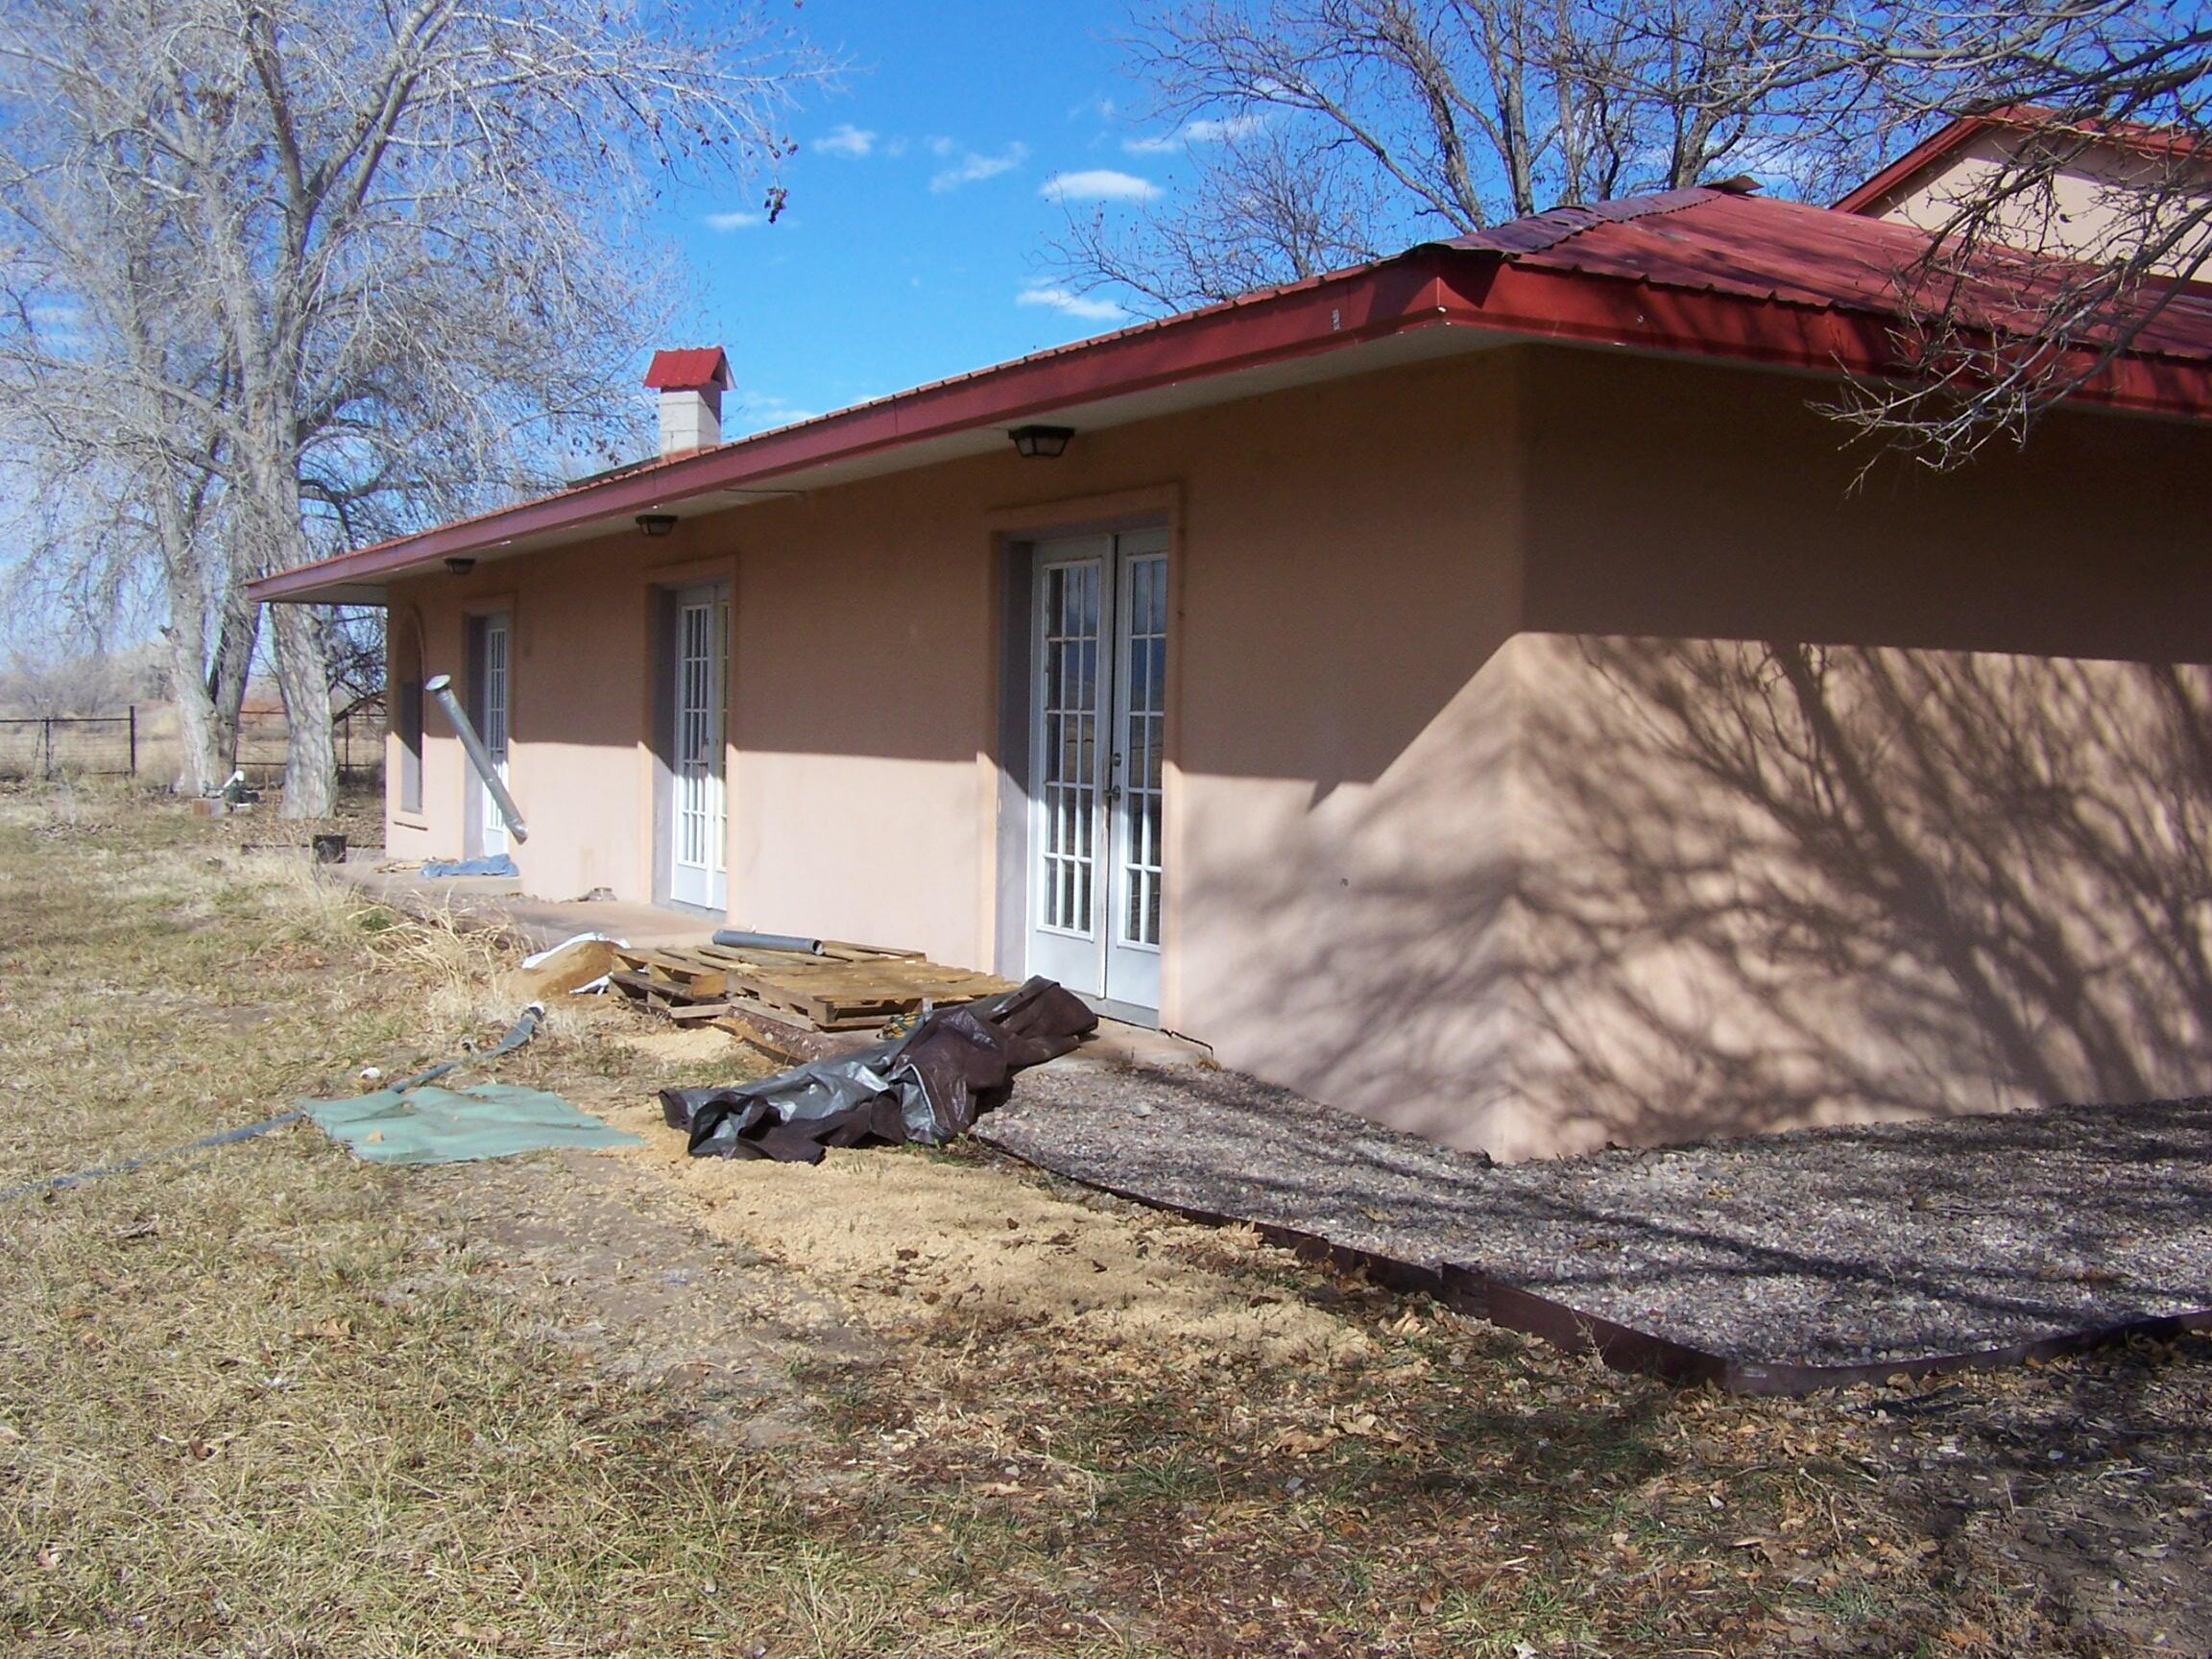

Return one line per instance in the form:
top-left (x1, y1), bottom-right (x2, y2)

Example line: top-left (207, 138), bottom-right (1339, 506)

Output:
top-left (609, 939), bottom-right (1016, 1031)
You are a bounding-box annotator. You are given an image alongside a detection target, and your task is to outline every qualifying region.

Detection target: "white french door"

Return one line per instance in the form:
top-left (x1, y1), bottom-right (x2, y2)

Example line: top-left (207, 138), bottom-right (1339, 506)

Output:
top-left (474, 613), bottom-right (512, 858)
top-left (1027, 528), bottom-right (1168, 1012)
top-left (668, 583), bottom-right (729, 911)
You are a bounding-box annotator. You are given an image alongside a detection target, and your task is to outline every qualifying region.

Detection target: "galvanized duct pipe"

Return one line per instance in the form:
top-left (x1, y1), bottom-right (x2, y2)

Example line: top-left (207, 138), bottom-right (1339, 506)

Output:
top-left (423, 673), bottom-right (529, 842)
top-left (711, 928), bottom-right (824, 955)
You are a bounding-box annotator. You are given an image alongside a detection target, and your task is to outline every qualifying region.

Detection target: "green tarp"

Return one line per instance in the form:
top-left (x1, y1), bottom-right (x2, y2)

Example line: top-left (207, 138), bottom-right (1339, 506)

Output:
top-left (302, 1082), bottom-right (640, 1165)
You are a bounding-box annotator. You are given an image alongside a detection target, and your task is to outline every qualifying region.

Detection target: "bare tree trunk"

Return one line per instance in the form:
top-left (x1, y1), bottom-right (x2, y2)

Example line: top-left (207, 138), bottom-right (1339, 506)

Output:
top-left (149, 479), bottom-right (224, 794)
top-left (162, 621), bottom-right (224, 794)
top-left (269, 601), bottom-right (335, 817)
top-left (207, 572), bottom-right (257, 773)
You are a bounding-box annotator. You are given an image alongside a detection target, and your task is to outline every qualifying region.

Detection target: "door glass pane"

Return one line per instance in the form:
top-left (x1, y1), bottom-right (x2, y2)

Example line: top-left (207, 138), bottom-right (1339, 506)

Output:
top-left (481, 618), bottom-right (510, 849)
top-left (1039, 559), bottom-right (1100, 935)
top-left (1119, 555), bottom-right (1166, 948)
top-left (712, 594), bottom-right (729, 875)
top-left (677, 601), bottom-right (711, 868)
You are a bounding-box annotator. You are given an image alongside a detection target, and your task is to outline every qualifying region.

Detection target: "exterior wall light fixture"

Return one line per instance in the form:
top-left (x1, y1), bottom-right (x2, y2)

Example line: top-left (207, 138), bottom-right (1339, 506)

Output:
top-left (443, 557), bottom-right (476, 576)
top-left (636, 514), bottom-right (678, 537)
top-left (1008, 424), bottom-right (1074, 459)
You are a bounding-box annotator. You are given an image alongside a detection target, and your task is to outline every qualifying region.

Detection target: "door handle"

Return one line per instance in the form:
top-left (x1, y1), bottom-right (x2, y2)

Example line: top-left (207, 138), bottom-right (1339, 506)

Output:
top-left (1103, 751), bottom-right (1123, 806)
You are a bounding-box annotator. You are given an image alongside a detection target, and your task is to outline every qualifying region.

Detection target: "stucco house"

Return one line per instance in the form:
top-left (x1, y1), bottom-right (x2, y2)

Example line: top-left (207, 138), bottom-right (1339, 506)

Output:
top-left (253, 117), bottom-right (2212, 1161)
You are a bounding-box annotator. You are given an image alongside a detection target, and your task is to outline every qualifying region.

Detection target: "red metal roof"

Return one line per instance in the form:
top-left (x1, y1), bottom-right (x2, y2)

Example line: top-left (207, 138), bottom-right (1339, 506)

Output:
top-left (642, 347), bottom-right (729, 392)
top-left (253, 189), bottom-right (2212, 605)
top-left (1435, 185), bottom-right (2212, 364)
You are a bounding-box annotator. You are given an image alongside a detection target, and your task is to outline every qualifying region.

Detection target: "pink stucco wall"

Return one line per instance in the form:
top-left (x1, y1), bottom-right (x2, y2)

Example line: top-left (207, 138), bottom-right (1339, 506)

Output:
top-left (387, 342), bottom-right (2212, 1158)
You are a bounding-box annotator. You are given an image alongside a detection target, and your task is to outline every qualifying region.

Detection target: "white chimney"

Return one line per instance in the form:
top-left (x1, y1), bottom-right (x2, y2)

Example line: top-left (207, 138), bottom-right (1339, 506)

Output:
top-left (642, 347), bottom-right (731, 458)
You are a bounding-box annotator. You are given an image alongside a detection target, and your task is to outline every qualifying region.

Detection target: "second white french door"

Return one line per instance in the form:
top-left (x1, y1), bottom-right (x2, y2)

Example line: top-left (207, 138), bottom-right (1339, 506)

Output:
top-left (1028, 528), bottom-right (1167, 1012)
top-left (668, 583), bottom-right (728, 911)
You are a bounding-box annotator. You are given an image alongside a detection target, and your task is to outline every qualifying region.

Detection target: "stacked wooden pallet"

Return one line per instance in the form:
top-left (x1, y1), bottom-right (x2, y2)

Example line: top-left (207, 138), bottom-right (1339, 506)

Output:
top-left (609, 938), bottom-right (1018, 1034)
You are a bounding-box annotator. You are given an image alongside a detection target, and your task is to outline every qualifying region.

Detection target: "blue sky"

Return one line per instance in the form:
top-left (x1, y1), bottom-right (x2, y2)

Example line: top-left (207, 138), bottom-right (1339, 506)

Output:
top-left (652, 1), bottom-right (1182, 437)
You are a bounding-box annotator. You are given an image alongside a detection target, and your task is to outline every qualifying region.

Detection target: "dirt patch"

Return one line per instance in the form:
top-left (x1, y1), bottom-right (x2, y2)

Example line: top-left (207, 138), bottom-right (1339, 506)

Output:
top-left (603, 1096), bottom-right (1369, 1371)
top-left (986, 1067), bottom-right (2212, 1370)
top-left (401, 1148), bottom-right (877, 1448)
top-left (1864, 1334), bottom-right (2212, 1655)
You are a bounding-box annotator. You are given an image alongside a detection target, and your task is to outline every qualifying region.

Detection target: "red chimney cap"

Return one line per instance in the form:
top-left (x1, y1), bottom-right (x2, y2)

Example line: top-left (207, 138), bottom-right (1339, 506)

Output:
top-left (643, 347), bottom-right (730, 392)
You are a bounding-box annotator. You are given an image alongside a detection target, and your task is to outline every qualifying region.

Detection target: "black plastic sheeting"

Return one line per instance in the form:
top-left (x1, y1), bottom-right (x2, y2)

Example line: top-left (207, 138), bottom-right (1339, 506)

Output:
top-left (661, 977), bottom-right (1097, 1165)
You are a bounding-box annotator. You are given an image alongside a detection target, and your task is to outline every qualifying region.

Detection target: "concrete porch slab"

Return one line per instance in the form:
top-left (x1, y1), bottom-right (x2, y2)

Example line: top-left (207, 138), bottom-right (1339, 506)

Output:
top-left (330, 854), bottom-right (713, 952)
top-left (1049, 1021), bottom-right (1214, 1072)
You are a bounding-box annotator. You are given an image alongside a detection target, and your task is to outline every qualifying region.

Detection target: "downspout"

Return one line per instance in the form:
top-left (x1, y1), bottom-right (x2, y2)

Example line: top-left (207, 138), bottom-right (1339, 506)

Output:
top-left (424, 673), bottom-right (529, 843)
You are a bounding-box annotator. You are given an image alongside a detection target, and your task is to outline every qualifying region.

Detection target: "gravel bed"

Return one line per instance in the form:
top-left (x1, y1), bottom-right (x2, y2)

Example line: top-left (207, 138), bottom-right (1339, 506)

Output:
top-left (979, 1065), bottom-right (2212, 1368)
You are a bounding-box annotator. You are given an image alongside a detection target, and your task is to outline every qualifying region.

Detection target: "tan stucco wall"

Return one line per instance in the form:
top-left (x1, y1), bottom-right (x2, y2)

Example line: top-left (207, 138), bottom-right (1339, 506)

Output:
top-left (385, 341), bottom-right (2212, 1160)
top-left (1866, 126), bottom-right (2212, 274)
top-left (389, 349), bottom-right (1528, 988)
top-left (1493, 349), bottom-right (2212, 1156)
top-left (388, 548), bottom-right (666, 897)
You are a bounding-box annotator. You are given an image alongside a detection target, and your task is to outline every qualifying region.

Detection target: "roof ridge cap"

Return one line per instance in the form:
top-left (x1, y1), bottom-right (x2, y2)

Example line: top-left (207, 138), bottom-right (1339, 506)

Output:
top-left (1424, 186), bottom-right (1721, 259)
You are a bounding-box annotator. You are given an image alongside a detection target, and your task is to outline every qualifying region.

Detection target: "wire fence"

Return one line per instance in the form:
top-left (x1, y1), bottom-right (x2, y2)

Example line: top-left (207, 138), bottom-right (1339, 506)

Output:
top-left (0, 699), bottom-right (384, 786)
top-left (0, 710), bottom-right (140, 780)
top-left (234, 698), bottom-right (385, 787)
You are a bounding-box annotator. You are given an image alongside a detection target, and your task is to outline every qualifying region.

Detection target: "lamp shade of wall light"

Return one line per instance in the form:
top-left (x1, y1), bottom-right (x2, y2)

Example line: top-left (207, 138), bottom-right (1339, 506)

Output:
top-left (1008, 424), bottom-right (1074, 459)
top-left (636, 513), bottom-right (678, 537)
top-left (443, 557), bottom-right (475, 575)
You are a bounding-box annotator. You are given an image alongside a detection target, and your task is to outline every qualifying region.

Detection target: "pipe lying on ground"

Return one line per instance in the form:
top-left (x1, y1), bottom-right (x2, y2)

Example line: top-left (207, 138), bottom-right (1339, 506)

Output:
top-left (424, 673), bottom-right (528, 843)
top-left (711, 927), bottom-right (824, 955)
top-left (392, 1002), bottom-right (545, 1093)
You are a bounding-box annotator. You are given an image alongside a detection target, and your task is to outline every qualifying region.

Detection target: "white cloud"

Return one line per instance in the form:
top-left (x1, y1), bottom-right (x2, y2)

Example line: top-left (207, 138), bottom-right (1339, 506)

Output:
top-left (1018, 284), bottom-right (1128, 324)
top-left (1185, 113), bottom-right (1264, 144)
top-left (730, 392), bottom-right (822, 434)
top-left (814, 123), bottom-right (877, 159)
top-left (930, 142), bottom-right (1028, 193)
top-left (1040, 168), bottom-right (1161, 204)
top-left (1070, 93), bottom-right (1117, 121)
top-left (926, 134), bottom-right (958, 158)
top-left (704, 209), bottom-right (765, 230)
top-left (1124, 112), bottom-right (1265, 154)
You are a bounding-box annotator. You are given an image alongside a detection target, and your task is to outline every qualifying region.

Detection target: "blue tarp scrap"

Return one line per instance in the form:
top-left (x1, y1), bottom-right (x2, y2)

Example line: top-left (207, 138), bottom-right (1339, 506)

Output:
top-left (420, 854), bottom-right (518, 878)
top-left (303, 1082), bottom-right (639, 1165)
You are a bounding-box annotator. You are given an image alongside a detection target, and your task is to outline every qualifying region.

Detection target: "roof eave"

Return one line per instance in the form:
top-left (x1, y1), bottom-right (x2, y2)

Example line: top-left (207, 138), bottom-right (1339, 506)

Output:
top-left (251, 249), bottom-right (1466, 605)
top-left (253, 216), bottom-right (2212, 608)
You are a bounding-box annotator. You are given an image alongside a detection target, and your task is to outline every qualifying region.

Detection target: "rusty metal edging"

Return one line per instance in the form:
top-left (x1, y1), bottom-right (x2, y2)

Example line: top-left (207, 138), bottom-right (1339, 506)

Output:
top-left (981, 1140), bottom-right (2212, 1396)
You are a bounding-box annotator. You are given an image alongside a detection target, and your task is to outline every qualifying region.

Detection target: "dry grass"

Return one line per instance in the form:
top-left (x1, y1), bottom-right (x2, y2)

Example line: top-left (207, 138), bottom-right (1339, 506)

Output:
top-left (4, 781), bottom-right (2209, 1658)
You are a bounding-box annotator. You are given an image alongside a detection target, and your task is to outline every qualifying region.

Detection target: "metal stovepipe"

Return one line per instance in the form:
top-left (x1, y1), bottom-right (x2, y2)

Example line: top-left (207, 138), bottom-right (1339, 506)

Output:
top-left (422, 673), bottom-right (529, 843)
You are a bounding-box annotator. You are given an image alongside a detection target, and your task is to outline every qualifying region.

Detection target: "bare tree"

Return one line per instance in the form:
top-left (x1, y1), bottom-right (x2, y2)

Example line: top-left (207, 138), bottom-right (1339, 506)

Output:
top-left (1058, 123), bottom-right (1383, 308)
top-left (1056, 0), bottom-right (1889, 309)
top-left (0, 0), bottom-right (826, 812)
top-left (0, 191), bottom-right (255, 793)
top-left (1800, 4), bottom-right (2212, 461)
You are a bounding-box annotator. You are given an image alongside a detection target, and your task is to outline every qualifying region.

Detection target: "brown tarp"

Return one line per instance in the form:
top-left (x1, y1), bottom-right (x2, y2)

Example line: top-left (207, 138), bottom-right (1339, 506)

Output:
top-left (661, 976), bottom-right (1096, 1165)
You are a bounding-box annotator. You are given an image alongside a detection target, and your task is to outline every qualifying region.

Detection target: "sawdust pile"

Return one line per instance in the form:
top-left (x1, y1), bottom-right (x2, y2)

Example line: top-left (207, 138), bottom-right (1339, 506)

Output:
top-left (599, 1098), bottom-right (1367, 1370)
top-left (604, 1025), bottom-right (744, 1064)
